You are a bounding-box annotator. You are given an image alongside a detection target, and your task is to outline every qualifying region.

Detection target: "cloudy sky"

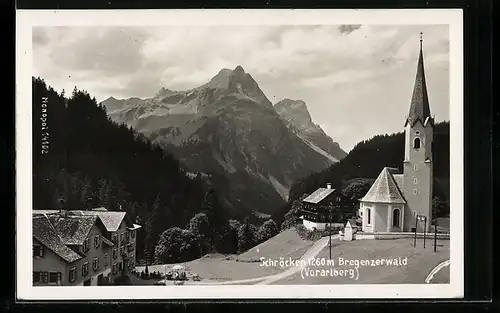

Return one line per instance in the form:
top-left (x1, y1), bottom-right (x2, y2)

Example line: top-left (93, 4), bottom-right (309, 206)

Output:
top-left (32, 24), bottom-right (449, 151)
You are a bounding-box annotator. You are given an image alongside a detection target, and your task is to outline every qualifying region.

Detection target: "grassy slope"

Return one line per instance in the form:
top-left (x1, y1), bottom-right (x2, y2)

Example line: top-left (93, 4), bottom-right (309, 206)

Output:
top-left (136, 228), bottom-right (315, 281)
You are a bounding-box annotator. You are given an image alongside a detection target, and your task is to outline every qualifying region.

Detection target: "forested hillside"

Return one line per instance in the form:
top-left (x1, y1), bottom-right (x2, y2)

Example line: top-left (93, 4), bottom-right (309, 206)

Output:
top-left (32, 77), bottom-right (216, 261)
top-left (32, 77), bottom-right (280, 263)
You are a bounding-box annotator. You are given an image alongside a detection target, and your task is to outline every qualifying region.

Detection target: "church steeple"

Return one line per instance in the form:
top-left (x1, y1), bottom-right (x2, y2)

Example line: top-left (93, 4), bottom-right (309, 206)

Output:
top-left (405, 32), bottom-right (433, 127)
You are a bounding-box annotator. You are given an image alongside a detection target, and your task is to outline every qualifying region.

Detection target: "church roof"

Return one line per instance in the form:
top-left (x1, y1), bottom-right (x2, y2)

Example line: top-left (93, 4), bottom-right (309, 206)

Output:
top-left (405, 36), bottom-right (433, 127)
top-left (360, 167), bottom-right (406, 204)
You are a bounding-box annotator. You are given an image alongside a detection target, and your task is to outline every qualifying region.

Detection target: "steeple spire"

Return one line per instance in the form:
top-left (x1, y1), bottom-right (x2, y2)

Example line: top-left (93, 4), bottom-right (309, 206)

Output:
top-left (405, 32), bottom-right (433, 127)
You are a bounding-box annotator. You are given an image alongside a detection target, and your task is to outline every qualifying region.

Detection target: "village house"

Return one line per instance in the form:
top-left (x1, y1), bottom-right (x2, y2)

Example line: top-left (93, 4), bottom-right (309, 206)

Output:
top-left (359, 35), bottom-right (434, 233)
top-left (32, 207), bottom-right (141, 286)
top-left (299, 183), bottom-right (343, 231)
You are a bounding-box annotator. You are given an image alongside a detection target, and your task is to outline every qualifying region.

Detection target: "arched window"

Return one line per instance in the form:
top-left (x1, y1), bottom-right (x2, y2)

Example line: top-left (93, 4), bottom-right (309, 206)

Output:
top-left (393, 209), bottom-right (400, 228)
top-left (414, 137), bottom-right (421, 149)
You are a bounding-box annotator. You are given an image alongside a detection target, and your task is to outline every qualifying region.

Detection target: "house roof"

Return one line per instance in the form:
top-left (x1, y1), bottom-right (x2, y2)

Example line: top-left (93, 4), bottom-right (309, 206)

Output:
top-left (32, 215), bottom-right (82, 263)
top-left (346, 218), bottom-right (358, 228)
top-left (302, 188), bottom-right (336, 204)
top-left (128, 223), bottom-right (142, 231)
top-left (360, 167), bottom-right (406, 204)
top-left (102, 236), bottom-right (114, 247)
top-left (405, 41), bottom-right (433, 127)
top-left (33, 209), bottom-right (131, 232)
top-left (79, 211), bottom-right (128, 232)
top-left (50, 215), bottom-right (98, 245)
top-left (392, 174), bottom-right (405, 193)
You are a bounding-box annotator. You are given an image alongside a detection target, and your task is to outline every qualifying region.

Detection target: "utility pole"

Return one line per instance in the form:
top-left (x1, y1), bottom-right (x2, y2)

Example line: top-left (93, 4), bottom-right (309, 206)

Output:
top-left (434, 208), bottom-right (438, 252)
top-left (413, 212), bottom-right (418, 247)
top-left (423, 216), bottom-right (427, 248)
top-left (329, 212), bottom-right (332, 260)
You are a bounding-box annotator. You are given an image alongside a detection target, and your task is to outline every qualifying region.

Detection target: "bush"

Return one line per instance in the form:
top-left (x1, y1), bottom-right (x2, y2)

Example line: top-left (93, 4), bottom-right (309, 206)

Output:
top-left (114, 274), bottom-right (132, 285)
top-left (295, 225), bottom-right (344, 241)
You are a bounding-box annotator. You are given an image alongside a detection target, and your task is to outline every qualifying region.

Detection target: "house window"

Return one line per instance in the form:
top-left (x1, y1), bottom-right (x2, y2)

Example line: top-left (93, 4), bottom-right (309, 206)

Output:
top-left (120, 233), bottom-right (124, 243)
top-left (367, 208), bottom-right (371, 225)
top-left (112, 234), bottom-right (118, 244)
top-left (104, 253), bottom-right (109, 266)
top-left (33, 245), bottom-right (44, 258)
top-left (131, 231), bottom-right (135, 238)
top-left (120, 246), bottom-right (124, 256)
top-left (92, 258), bottom-right (99, 271)
top-left (33, 271), bottom-right (44, 283)
top-left (413, 177), bottom-right (418, 184)
top-left (414, 137), bottom-right (421, 149)
top-left (94, 235), bottom-right (100, 248)
top-left (42, 271), bottom-right (48, 283)
top-left (69, 267), bottom-right (77, 283)
top-left (112, 263), bottom-right (117, 275)
top-left (49, 272), bottom-right (61, 285)
top-left (119, 261), bottom-right (124, 271)
top-left (113, 249), bottom-right (117, 259)
top-left (82, 262), bottom-right (89, 277)
top-left (393, 209), bottom-right (401, 228)
top-left (83, 238), bottom-right (91, 252)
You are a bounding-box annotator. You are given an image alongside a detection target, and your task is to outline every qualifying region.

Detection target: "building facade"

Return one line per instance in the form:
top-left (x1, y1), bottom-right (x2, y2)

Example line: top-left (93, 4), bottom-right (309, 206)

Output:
top-left (32, 208), bottom-right (141, 286)
top-left (359, 35), bottom-right (434, 233)
top-left (300, 183), bottom-right (343, 231)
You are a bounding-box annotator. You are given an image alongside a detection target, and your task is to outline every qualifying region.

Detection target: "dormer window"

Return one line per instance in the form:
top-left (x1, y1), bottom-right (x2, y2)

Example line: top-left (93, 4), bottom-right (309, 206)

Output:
top-left (414, 137), bottom-right (421, 149)
top-left (33, 245), bottom-right (44, 258)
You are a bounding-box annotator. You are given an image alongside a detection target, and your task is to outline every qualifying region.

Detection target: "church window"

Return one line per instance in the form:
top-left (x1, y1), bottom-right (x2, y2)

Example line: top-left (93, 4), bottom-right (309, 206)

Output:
top-left (415, 130), bottom-right (420, 135)
top-left (414, 137), bottom-right (421, 149)
top-left (413, 189), bottom-right (418, 195)
top-left (366, 208), bottom-right (371, 225)
top-left (414, 164), bottom-right (419, 171)
top-left (413, 177), bottom-right (418, 184)
top-left (392, 209), bottom-right (401, 228)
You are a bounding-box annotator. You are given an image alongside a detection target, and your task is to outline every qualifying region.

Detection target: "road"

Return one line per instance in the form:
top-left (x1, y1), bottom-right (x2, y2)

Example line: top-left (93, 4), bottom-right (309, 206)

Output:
top-left (191, 235), bottom-right (336, 285)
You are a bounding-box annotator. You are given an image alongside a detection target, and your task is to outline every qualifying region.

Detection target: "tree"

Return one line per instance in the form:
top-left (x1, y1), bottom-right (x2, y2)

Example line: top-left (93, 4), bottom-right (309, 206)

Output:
top-left (238, 217), bottom-right (257, 252)
top-left (281, 199), bottom-right (304, 231)
top-left (217, 219), bottom-right (241, 254)
top-left (341, 178), bottom-right (375, 217)
top-left (188, 213), bottom-right (211, 255)
top-left (145, 194), bottom-right (162, 263)
top-left (257, 219), bottom-right (279, 243)
top-left (201, 188), bottom-right (224, 243)
top-left (154, 227), bottom-right (198, 263)
top-left (341, 178), bottom-right (374, 202)
top-left (432, 196), bottom-right (448, 218)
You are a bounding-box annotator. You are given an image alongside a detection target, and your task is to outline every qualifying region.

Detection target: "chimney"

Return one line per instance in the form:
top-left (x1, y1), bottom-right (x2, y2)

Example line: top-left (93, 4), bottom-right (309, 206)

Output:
top-left (58, 198), bottom-right (66, 216)
top-left (86, 197), bottom-right (93, 211)
top-left (326, 183), bottom-right (332, 189)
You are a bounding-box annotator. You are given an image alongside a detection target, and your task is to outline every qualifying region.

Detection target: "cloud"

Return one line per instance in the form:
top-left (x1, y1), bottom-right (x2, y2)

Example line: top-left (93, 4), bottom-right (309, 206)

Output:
top-left (32, 24), bottom-right (450, 151)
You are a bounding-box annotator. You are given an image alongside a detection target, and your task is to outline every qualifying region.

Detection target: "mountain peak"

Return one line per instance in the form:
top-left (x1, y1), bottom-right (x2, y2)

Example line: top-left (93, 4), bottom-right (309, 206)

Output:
top-left (233, 65), bottom-right (246, 74)
top-left (274, 99), bottom-right (311, 123)
top-left (155, 87), bottom-right (174, 98)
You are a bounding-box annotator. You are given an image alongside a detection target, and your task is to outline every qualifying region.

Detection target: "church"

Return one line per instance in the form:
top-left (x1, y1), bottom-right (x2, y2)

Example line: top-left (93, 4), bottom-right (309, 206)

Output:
top-left (358, 34), bottom-right (434, 233)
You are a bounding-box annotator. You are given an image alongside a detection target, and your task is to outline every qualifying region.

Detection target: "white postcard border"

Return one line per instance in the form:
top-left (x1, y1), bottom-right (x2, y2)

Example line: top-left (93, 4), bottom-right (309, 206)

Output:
top-left (16, 8), bottom-right (464, 300)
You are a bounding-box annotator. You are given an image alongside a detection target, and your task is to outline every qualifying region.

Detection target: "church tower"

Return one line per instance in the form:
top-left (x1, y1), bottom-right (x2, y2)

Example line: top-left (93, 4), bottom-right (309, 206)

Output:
top-left (403, 33), bottom-right (434, 232)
